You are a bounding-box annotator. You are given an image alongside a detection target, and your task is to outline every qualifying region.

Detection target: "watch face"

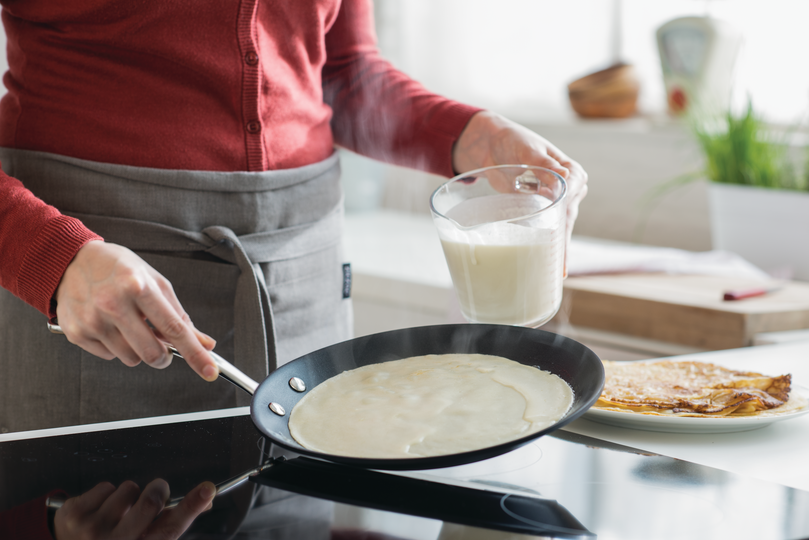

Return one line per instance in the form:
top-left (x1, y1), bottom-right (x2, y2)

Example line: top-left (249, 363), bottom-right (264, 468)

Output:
top-left (660, 26), bottom-right (708, 77)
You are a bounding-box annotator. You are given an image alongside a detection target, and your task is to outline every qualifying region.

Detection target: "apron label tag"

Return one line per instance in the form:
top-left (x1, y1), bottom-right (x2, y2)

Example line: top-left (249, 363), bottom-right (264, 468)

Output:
top-left (342, 263), bottom-right (352, 298)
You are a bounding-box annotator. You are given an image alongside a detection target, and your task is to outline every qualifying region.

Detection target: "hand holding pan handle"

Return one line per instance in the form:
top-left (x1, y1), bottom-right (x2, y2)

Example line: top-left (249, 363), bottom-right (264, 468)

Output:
top-left (45, 318), bottom-right (268, 514)
top-left (46, 318), bottom-right (259, 396)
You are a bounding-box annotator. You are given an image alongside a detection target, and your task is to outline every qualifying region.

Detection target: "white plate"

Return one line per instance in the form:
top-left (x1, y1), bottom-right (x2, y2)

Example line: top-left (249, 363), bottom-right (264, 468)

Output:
top-left (583, 385), bottom-right (809, 434)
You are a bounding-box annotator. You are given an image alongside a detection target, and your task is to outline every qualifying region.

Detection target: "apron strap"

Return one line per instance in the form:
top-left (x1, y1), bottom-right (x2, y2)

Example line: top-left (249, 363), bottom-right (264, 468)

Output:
top-left (204, 226), bottom-right (277, 375)
top-left (65, 204), bottom-right (343, 375)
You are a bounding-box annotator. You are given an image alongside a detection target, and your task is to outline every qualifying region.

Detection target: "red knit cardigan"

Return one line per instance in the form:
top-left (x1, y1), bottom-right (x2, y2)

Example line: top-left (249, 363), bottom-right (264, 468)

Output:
top-left (0, 0), bottom-right (480, 318)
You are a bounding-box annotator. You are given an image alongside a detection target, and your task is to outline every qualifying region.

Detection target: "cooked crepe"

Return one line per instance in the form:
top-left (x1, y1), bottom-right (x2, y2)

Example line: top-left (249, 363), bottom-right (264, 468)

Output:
top-left (596, 360), bottom-right (798, 417)
top-left (288, 353), bottom-right (574, 459)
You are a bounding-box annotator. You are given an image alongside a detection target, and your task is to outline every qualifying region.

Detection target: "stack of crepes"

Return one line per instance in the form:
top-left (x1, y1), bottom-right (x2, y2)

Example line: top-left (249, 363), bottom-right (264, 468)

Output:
top-left (596, 360), bottom-right (800, 417)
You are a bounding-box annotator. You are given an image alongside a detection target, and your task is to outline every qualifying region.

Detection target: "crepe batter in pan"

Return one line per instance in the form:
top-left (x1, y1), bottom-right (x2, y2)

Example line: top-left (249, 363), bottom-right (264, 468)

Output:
top-left (288, 353), bottom-right (575, 459)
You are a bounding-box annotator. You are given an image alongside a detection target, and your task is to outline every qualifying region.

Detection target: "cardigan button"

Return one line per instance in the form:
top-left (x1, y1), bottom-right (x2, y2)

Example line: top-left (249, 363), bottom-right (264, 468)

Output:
top-left (245, 51), bottom-right (259, 65)
top-left (246, 121), bottom-right (261, 134)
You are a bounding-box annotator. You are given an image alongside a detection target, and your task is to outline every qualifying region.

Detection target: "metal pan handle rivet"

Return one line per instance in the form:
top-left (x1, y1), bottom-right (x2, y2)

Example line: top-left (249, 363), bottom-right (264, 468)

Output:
top-left (268, 402), bottom-right (286, 416)
top-left (289, 377), bottom-right (306, 392)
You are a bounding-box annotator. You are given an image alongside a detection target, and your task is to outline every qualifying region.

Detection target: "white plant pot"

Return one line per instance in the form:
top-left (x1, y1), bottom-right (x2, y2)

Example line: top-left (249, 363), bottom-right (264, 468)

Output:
top-left (708, 183), bottom-right (809, 280)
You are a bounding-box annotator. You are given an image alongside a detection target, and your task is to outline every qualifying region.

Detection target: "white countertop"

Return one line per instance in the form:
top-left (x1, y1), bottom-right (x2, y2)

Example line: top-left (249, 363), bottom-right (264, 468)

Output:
top-left (563, 340), bottom-right (809, 492)
top-left (344, 209), bottom-right (457, 318)
top-left (343, 209), bottom-right (787, 355)
top-left (344, 209), bottom-right (451, 289)
top-left (344, 208), bottom-right (770, 286)
top-left (343, 209), bottom-right (771, 305)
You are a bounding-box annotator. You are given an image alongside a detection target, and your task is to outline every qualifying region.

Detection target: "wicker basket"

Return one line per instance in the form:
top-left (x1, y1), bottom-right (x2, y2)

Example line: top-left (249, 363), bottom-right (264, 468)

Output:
top-left (567, 63), bottom-right (639, 119)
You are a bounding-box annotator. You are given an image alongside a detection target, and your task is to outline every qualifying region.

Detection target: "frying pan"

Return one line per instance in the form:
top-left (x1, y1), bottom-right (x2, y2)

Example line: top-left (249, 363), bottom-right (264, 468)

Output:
top-left (48, 322), bottom-right (605, 471)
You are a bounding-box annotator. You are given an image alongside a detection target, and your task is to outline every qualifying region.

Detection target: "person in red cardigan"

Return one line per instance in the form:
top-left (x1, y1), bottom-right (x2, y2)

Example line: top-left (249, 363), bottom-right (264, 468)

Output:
top-left (0, 0), bottom-right (587, 419)
top-left (0, 1), bottom-right (588, 537)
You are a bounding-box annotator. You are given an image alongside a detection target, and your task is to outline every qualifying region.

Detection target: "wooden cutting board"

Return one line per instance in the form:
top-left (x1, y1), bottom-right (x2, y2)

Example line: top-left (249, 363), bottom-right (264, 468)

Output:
top-left (559, 273), bottom-right (809, 350)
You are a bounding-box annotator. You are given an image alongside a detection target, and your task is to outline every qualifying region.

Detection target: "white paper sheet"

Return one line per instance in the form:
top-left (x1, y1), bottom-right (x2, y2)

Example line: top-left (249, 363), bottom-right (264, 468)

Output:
top-left (567, 236), bottom-right (771, 280)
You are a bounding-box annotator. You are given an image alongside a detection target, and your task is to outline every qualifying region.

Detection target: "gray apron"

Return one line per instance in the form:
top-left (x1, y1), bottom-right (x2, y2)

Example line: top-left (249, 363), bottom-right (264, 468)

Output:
top-left (0, 148), bottom-right (353, 434)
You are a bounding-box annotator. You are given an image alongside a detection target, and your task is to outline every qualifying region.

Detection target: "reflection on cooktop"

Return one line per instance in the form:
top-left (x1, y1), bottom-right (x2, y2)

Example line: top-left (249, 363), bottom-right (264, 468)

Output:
top-left (3, 414), bottom-right (809, 540)
top-left (631, 458), bottom-right (728, 487)
top-left (0, 415), bottom-right (266, 510)
top-left (529, 432), bottom-right (809, 540)
top-left (0, 415), bottom-right (267, 539)
top-left (0, 415), bottom-right (596, 539)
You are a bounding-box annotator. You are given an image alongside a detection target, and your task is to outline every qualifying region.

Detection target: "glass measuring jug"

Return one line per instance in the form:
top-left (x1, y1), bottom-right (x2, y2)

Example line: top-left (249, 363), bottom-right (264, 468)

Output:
top-left (430, 165), bottom-right (567, 328)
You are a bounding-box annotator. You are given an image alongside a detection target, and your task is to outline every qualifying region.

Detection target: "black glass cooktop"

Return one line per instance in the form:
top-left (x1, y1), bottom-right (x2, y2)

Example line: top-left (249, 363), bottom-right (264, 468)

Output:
top-left (2, 412), bottom-right (809, 540)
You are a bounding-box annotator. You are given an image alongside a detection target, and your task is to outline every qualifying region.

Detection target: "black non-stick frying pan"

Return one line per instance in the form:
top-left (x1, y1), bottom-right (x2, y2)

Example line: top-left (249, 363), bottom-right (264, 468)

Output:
top-left (49, 322), bottom-right (605, 471)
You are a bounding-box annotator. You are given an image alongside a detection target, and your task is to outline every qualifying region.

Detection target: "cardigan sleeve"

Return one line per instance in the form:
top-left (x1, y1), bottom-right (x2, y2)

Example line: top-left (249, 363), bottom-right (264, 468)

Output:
top-left (0, 490), bottom-right (63, 540)
top-left (322, 0), bottom-right (482, 178)
top-left (0, 167), bottom-right (103, 317)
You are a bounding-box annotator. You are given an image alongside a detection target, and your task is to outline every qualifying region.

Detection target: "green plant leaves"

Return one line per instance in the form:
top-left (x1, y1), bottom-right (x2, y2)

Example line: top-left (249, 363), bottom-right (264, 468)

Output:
top-left (691, 102), bottom-right (806, 191)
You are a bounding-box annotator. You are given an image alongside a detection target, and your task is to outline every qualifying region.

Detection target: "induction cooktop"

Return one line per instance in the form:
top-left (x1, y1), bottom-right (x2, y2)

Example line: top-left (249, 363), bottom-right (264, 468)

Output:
top-left (0, 411), bottom-right (592, 539)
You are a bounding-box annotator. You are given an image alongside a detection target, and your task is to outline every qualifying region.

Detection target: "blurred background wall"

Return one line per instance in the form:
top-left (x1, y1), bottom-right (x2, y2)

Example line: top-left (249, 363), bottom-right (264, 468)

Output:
top-left (372, 0), bottom-right (809, 126)
top-left (339, 0), bottom-right (809, 252)
top-left (0, 2), bottom-right (805, 252)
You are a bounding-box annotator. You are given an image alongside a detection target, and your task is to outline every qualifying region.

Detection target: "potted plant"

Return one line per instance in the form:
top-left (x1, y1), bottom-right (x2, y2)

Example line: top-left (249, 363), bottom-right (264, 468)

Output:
top-left (690, 103), bottom-right (809, 280)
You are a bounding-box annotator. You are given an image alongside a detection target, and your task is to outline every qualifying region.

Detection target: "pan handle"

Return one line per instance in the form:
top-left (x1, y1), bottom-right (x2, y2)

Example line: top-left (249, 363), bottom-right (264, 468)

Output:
top-left (47, 318), bottom-right (259, 396)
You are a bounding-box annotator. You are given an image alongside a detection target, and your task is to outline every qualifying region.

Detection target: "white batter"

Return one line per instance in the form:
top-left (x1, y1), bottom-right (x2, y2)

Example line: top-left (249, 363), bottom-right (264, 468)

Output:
top-left (436, 194), bottom-right (565, 326)
top-left (288, 353), bottom-right (574, 459)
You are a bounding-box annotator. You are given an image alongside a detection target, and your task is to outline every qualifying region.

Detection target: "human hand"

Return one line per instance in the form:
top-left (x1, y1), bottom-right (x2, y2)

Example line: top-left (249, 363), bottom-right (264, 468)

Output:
top-left (452, 111), bottom-right (589, 263)
top-left (55, 240), bottom-right (219, 381)
top-left (54, 479), bottom-right (215, 540)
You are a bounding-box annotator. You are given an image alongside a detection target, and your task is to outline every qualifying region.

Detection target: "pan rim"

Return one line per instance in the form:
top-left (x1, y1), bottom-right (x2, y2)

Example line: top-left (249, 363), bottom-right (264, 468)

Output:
top-left (250, 323), bottom-right (605, 470)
